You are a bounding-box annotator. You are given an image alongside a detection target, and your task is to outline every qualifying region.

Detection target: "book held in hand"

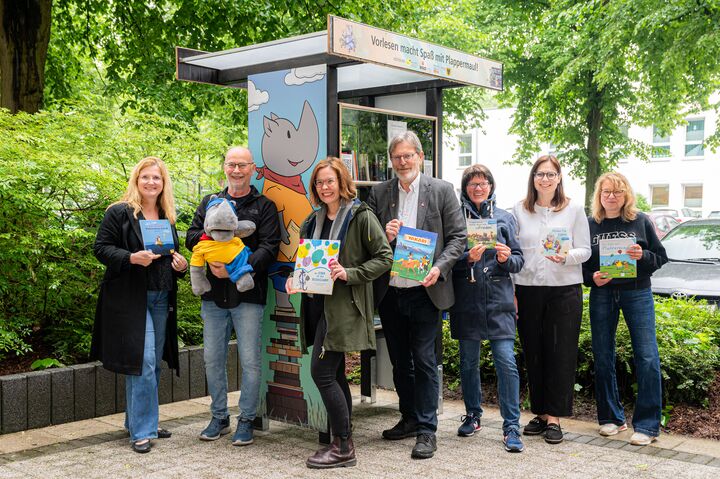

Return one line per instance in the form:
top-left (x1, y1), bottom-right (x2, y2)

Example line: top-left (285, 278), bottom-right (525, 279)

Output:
top-left (139, 219), bottom-right (175, 255)
top-left (467, 218), bottom-right (497, 249)
top-left (391, 226), bottom-right (438, 281)
top-left (599, 238), bottom-right (637, 278)
top-left (540, 227), bottom-right (571, 257)
top-left (292, 239), bottom-right (341, 295)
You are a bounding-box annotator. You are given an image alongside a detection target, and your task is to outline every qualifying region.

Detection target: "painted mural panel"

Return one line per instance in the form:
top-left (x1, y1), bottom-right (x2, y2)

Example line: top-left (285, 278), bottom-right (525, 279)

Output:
top-left (248, 66), bottom-right (327, 431)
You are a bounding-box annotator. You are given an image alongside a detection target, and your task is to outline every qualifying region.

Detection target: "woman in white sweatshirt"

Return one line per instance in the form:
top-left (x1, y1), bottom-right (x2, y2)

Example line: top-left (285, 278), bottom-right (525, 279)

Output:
top-left (511, 155), bottom-right (591, 444)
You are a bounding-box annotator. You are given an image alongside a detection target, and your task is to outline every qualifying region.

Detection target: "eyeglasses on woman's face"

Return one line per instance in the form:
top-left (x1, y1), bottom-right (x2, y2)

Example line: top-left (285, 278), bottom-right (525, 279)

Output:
top-left (534, 171), bottom-right (558, 180)
top-left (467, 181), bottom-right (491, 190)
top-left (601, 189), bottom-right (625, 198)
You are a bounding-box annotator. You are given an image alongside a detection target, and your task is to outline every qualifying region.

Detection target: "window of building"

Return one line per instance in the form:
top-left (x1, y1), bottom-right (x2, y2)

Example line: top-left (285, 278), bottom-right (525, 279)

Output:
top-left (458, 134), bottom-right (473, 167)
top-left (683, 184), bottom-right (703, 208)
top-left (650, 184), bottom-right (669, 207)
top-left (652, 126), bottom-right (671, 159)
top-left (617, 124), bottom-right (630, 163)
top-left (685, 118), bottom-right (704, 157)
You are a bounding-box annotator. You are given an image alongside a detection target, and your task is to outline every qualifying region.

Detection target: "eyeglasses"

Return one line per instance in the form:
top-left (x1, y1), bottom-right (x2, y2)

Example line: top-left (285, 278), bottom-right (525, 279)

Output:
top-left (534, 171), bottom-right (559, 180)
top-left (467, 181), bottom-right (491, 190)
top-left (314, 178), bottom-right (337, 188)
top-left (601, 189), bottom-right (625, 197)
top-left (390, 152), bottom-right (417, 162)
top-left (224, 162), bottom-right (253, 170)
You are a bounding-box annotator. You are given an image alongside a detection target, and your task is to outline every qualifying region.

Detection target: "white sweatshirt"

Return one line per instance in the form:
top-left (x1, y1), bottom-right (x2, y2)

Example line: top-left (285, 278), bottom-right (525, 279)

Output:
top-left (511, 200), bottom-right (591, 287)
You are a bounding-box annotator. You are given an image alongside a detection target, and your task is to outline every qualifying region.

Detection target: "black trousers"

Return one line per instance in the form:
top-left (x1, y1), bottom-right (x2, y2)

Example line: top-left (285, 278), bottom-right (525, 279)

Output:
top-left (515, 284), bottom-right (582, 417)
top-left (378, 286), bottom-right (441, 434)
top-left (310, 315), bottom-right (352, 438)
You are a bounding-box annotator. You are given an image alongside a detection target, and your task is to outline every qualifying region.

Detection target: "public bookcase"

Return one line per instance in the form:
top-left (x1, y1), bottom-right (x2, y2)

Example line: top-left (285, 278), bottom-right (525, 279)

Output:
top-left (176, 15), bottom-right (502, 440)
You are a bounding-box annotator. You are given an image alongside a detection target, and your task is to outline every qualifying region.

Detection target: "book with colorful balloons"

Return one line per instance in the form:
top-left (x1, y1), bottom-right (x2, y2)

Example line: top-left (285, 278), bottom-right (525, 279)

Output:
top-left (292, 239), bottom-right (341, 295)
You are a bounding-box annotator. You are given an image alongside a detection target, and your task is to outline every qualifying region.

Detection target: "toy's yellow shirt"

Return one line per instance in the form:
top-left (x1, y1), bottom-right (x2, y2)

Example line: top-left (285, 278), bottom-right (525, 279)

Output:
top-left (190, 238), bottom-right (245, 267)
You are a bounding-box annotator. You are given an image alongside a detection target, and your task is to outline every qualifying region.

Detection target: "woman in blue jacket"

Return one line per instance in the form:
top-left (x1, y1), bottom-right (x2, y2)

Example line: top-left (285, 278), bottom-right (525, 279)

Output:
top-left (450, 164), bottom-right (525, 452)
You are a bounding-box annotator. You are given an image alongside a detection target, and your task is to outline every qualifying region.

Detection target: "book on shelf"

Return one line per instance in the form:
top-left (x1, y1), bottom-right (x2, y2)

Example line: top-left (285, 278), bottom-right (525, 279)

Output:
top-left (599, 238), bottom-right (637, 278)
top-left (390, 226), bottom-right (438, 281)
top-left (291, 239), bottom-right (341, 295)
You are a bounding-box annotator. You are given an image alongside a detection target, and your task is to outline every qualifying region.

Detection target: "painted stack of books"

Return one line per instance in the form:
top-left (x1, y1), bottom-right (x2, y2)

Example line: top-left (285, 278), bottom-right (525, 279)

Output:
top-left (265, 311), bottom-right (308, 424)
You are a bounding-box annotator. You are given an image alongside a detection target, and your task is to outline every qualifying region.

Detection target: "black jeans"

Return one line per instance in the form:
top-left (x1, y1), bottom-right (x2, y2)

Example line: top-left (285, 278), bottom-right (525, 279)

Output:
top-left (379, 286), bottom-right (441, 434)
top-left (515, 284), bottom-right (582, 417)
top-left (310, 315), bottom-right (352, 438)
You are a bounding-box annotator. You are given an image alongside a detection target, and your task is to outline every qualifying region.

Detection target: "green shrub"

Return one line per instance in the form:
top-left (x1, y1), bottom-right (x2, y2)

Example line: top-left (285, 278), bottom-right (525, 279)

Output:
top-left (443, 291), bottom-right (720, 407)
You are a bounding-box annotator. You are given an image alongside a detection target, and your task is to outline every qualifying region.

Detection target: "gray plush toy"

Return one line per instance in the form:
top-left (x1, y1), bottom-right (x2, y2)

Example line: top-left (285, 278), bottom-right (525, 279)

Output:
top-left (189, 196), bottom-right (256, 296)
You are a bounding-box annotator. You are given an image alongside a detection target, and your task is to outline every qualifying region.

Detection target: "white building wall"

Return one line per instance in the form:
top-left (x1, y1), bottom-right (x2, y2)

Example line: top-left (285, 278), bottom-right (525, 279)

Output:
top-left (442, 107), bottom-right (720, 216)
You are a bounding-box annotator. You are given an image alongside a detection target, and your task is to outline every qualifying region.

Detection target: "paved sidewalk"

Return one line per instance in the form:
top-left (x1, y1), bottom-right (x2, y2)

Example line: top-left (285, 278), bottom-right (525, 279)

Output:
top-left (1, 386), bottom-right (719, 478)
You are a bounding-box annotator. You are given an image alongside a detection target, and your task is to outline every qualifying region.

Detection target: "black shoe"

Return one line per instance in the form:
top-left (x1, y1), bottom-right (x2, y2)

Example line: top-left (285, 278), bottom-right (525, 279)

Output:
top-left (523, 416), bottom-right (548, 436)
top-left (131, 439), bottom-right (151, 453)
top-left (157, 428), bottom-right (172, 439)
top-left (382, 417), bottom-right (418, 440)
top-left (544, 423), bottom-right (564, 444)
top-left (411, 433), bottom-right (437, 459)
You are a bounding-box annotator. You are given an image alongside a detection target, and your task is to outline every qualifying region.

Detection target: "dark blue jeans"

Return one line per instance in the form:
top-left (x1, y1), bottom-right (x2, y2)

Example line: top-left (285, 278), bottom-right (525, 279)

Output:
top-left (379, 286), bottom-right (441, 434)
top-left (459, 338), bottom-right (520, 433)
top-left (589, 287), bottom-right (662, 437)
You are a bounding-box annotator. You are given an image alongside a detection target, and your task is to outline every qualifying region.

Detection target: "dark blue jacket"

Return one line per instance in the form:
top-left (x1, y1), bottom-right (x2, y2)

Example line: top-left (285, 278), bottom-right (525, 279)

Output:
top-left (449, 194), bottom-right (524, 340)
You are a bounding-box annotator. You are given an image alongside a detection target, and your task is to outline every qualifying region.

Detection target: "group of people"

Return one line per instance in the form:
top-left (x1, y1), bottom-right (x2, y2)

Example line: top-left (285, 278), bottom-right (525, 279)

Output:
top-left (91, 131), bottom-right (667, 469)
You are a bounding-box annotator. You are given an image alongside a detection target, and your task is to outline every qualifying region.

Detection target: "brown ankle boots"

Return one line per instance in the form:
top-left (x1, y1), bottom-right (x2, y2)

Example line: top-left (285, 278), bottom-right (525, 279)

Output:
top-left (306, 436), bottom-right (357, 469)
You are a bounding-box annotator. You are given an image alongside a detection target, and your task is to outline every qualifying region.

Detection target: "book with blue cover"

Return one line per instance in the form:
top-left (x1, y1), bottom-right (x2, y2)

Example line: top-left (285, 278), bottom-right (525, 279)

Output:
top-left (139, 219), bottom-right (175, 255)
top-left (391, 226), bottom-right (438, 281)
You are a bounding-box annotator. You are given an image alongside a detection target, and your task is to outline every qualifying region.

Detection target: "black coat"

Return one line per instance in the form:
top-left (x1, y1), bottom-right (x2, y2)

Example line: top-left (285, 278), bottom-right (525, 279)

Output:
top-left (91, 203), bottom-right (181, 376)
top-left (449, 195), bottom-right (524, 341)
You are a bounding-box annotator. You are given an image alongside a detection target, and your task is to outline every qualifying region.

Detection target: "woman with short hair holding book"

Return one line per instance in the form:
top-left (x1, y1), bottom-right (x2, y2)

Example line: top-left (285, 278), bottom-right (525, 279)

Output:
top-left (512, 155), bottom-right (591, 444)
top-left (92, 157), bottom-right (188, 453)
top-left (285, 157), bottom-right (392, 469)
top-left (449, 164), bottom-right (525, 452)
top-left (582, 172), bottom-right (667, 446)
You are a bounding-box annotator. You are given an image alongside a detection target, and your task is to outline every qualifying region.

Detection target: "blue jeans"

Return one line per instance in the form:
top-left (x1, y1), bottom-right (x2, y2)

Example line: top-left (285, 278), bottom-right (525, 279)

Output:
top-left (125, 290), bottom-right (168, 442)
top-left (589, 287), bottom-right (662, 437)
top-left (201, 300), bottom-right (263, 421)
top-left (459, 338), bottom-right (521, 433)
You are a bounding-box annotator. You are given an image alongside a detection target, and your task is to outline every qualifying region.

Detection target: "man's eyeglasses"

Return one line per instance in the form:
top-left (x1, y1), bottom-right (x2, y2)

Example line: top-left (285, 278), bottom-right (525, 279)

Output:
top-left (390, 152), bottom-right (417, 162)
top-left (314, 178), bottom-right (337, 188)
top-left (467, 182), bottom-right (491, 190)
top-left (224, 162), bottom-right (253, 170)
top-left (601, 189), bottom-right (625, 198)
top-left (534, 171), bottom-right (558, 180)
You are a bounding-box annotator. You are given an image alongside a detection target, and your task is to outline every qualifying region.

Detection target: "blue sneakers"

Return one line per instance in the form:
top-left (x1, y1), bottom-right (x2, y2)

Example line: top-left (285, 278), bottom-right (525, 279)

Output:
top-left (503, 429), bottom-right (525, 452)
top-left (232, 418), bottom-right (254, 446)
top-left (199, 416), bottom-right (231, 441)
top-left (457, 413), bottom-right (482, 437)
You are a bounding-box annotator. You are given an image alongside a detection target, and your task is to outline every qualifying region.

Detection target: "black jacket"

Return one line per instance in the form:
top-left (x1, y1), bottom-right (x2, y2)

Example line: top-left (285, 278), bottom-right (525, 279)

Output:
top-left (449, 195), bottom-right (524, 340)
top-left (186, 186), bottom-right (280, 307)
top-left (91, 203), bottom-right (181, 376)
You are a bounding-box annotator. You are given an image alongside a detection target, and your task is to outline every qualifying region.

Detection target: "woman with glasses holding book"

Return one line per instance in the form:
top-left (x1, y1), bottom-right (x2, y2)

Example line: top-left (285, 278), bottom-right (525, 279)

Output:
top-left (91, 157), bottom-right (188, 453)
top-left (582, 172), bottom-right (667, 446)
top-left (285, 157), bottom-right (392, 469)
top-left (512, 155), bottom-right (591, 444)
top-left (449, 164), bottom-right (525, 452)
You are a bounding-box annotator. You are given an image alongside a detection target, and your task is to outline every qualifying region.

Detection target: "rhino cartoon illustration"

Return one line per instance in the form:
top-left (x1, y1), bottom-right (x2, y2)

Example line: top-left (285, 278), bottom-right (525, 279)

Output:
top-left (257, 100), bottom-right (319, 314)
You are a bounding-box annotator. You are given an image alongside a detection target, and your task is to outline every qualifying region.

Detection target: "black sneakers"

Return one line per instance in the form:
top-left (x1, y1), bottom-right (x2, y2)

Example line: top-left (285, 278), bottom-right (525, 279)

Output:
top-left (382, 417), bottom-right (419, 440)
top-left (411, 433), bottom-right (437, 459)
top-left (544, 423), bottom-right (564, 444)
top-left (522, 416), bottom-right (548, 436)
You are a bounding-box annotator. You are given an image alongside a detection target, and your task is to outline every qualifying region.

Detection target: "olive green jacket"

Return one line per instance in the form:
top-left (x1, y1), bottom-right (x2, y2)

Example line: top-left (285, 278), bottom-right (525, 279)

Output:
top-left (299, 201), bottom-right (393, 353)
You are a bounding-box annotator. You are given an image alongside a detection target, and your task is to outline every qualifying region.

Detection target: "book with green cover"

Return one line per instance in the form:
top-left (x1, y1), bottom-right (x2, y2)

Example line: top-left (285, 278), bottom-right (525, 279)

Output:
top-left (467, 218), bottom-right (497, 249)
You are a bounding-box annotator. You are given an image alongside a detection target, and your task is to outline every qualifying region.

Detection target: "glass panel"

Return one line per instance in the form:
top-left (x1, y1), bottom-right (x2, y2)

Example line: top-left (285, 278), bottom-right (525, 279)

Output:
top-left (662, 223), bottom-right (720, 260)
top-left (458, 134), bottom-right (472, 154)
top-left (686, 119), bottom-right (704, 142)
top-left (651, 185), bottom-right (669, 207)
top-left (652, 145), bottom-right (671, 158)
top-left (458, 155), bottom-right (471, 167)
top-left (684, 185), bottom-right (703, 208)
top-left (652, 126), bottom-right (670, 144)
top-left (685, 143), bottom-right (704, 157)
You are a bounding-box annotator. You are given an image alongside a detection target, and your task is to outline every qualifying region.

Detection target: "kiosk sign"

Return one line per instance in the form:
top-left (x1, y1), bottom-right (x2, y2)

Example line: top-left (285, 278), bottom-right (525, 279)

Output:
top-left (328, 15), bottom-right (503, 90)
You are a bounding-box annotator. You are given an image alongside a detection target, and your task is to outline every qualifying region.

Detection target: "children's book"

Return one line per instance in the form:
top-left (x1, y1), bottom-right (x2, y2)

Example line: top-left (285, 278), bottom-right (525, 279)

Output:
top-left (292, 239), bottom-right (341, 295)
top-left (391, 226), bottom-right (438, 281)
top-left (467, 218), bottom-right (497, 249)
top-left (540, 227), bottom-right (571, 257)
top-left (139, 219), bottom-right (175, 255)
top-left (599, 238), bottom-right (637, 278)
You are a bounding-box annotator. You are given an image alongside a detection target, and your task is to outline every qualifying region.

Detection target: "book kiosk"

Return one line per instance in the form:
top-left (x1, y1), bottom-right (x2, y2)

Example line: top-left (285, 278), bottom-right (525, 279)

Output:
top-left (176, 15), bottom-right (503, 442)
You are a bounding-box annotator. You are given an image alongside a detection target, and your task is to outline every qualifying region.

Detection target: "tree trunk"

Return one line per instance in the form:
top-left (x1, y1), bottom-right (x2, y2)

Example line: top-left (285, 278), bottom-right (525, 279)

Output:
top-left (0, 0), bottom-right (52, 114)
top-left (584, 74), bottom-right (604, 212)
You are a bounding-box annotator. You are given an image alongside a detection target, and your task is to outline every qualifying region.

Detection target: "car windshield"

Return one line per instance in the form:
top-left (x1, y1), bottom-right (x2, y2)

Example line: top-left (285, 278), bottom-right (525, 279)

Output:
top-left (662, 223), bottom-right (720, 261)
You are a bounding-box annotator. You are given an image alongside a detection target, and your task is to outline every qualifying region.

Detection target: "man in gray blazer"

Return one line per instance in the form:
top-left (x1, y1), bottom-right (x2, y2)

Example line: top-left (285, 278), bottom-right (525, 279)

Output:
top-left (367, 131), bottom-right (466, 459)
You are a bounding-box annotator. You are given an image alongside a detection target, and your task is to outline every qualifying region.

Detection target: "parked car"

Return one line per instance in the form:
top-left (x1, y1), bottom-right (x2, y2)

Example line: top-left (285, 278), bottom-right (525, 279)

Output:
top-left (647, 213), bottom-right (680, 239)
top-left (708, 211), bottom-right (720, 219)
top-left (650, 207), bottom-right (700, 223)
top-left (651, 219), bottom-right (720, 307)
